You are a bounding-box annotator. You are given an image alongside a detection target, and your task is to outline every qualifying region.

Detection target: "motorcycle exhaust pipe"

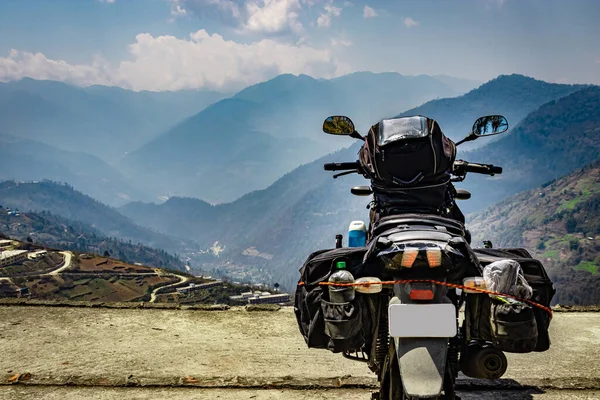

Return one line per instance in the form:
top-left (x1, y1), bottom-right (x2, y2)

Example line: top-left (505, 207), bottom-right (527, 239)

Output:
top-left (459, 344), bottom-right (508, 380)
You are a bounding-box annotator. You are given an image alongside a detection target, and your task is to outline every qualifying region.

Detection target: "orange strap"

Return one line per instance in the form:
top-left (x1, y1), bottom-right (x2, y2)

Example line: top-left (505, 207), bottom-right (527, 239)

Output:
top-left (298, 279), bottom-right (553, 319)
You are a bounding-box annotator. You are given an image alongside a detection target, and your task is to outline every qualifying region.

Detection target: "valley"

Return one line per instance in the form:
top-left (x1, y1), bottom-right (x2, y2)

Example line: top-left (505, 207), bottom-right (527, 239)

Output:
top-left (2, 3), bottom-right (599, 399)
top-left (467, 159), bottom-right (600, 305)
top-left (0, 236), bottom-right (287, 306)
top-left (1, 72), bottom-right (599, 304)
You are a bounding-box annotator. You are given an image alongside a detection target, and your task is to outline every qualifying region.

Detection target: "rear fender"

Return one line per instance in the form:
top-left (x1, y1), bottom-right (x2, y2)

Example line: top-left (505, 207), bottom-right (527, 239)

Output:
top-left (390, 285), bottom-right (454, 398)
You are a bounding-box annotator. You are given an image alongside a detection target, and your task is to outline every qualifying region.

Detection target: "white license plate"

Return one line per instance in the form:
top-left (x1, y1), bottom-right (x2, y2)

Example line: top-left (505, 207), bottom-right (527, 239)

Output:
top-left (388, 303), bottom-right (457, 338)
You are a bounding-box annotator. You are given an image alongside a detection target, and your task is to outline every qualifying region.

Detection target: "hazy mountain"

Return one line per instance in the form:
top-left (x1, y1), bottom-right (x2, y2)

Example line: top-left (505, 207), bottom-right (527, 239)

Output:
top-left (119, 143), bottom-right (368, 288)
top-left (0, 132), bottom-right (148, 207)
top-left (457, 85), bottom-right (600, 213)
top-left (118, 85), bottom-right (600, 290)
top-left (396, 74), bottom-right (586, 145)
top-left (0, 210), bottom-right (185, 271)
top-left (0, 78), bottom-right (225, 162)
top-left (431, 75), bottom-right (484, 94)
top-left (0, 180), bottom-right (188, 253)
top-left (467, 159), bottom-right (600, 306)
top-left (119, 72), bottom-right (477, 203)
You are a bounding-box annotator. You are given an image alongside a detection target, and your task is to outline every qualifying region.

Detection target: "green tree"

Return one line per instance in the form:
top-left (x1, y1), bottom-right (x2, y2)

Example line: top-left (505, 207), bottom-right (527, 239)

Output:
top-left (565, 216), bottom-right (577, 233)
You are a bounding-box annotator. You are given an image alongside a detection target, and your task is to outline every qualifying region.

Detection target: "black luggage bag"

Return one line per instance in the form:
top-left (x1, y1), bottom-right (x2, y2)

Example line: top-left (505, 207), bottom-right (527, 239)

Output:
top-left (293, 246), bottom-right (377, 353)
top-left (465, 248), bottom-right (556, 353)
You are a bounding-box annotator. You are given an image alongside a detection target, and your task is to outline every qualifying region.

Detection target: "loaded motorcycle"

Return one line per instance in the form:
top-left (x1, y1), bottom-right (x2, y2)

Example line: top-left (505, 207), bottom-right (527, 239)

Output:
top-left (294, 115), bottom-right (555, 400)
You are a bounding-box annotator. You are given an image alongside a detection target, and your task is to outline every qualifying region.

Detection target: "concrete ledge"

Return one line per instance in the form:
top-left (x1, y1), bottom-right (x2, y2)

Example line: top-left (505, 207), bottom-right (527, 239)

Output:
top-left (0, 298), bottom-right (233, 311)
top-left (1, 298), bottom-right (598, 312)
top-left (2, 373), bottom-right (600, 391)
top-left (244, 304), bottom-right (281, 312)
top-left (551, 305), bottom-right (600, 312)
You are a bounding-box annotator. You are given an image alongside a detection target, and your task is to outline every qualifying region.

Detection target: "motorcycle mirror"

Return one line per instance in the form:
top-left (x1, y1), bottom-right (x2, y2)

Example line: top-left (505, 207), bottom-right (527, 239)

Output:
top-left (323, 115), bottom-right (355, 135)
top-left (455, 115), bottom-right (509, 146)
top-left (472, 115), bottom-right (509, 137)
top-left (323, 116), bottom-right (364, 140)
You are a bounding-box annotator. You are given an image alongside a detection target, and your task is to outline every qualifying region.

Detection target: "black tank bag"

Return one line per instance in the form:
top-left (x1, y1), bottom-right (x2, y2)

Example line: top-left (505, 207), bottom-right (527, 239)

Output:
top-left (358, 116), bottom-right (457, 224)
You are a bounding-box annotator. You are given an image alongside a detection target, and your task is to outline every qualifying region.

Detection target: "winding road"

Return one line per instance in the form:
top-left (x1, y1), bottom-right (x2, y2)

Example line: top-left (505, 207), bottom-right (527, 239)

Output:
top-left (43, 251), bottom-right (73, 276)
top-left (149, 273), bottom-right (189, 303)
top-left (0, 277), bottom-right (14, 286)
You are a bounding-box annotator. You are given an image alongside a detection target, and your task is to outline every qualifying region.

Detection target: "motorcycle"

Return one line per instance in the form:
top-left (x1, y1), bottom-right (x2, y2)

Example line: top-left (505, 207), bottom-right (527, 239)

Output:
top-left (319, 114), bottom-right (510, 400)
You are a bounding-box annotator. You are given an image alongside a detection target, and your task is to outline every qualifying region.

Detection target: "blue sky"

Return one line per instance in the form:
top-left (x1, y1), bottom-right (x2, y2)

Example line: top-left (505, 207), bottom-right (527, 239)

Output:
top-left (0, 0), bottom-right (598, 91)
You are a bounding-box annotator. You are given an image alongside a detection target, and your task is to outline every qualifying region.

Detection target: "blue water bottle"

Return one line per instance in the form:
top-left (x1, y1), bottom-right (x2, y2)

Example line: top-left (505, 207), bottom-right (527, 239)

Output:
top-left (348, 220), bottom-right (367, 247)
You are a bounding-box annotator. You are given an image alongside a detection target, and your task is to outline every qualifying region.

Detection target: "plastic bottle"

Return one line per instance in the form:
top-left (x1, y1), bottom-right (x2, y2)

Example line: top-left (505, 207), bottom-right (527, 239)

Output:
top-left (355, 277), bottom-right (382, 294)
top-left (328, 261), bottom-right (356, 303)
top-left (462, 276), bottom-right (487, 294)
top-left (348, 220), bottom-right (367, 247)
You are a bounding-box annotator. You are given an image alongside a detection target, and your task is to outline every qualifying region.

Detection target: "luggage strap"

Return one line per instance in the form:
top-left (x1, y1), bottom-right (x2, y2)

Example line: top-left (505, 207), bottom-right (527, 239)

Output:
top-left (298, 278), bottom-right (553, 319)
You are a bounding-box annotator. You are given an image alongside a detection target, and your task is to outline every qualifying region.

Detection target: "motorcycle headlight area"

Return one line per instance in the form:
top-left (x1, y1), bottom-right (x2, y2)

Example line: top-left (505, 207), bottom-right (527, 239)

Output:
top-left (377, 241), bottom-right (463, 270)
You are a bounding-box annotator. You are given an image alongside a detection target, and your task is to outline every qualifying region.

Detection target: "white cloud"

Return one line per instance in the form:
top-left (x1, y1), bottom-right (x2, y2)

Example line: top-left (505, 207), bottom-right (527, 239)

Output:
top-left (170, 0), bottom-right (241, 23)
top-left (174, 0), bottom-right (304, 34)
top-left (595, 57), bottom-right (600, 64)
top-left (99, 0), bottom-right (116, 3)
top-left (0, 49), bottom-right (115, 86)
top-left (211, 0), bottom-right (242, 18)
top-left (301, 0), bottom-right (324, 6)
top-left (403, 17), bottom-right (418, 28)
top-left (171, 4), bottom-right (188, 16)
top-left (244, 0), bottom-right (303, 33)
top-left (363, 5), bottom-right (377, 18)
top-left (317, 4), bottom-right (342, 28)
top-left (0, 30), bottom-right (348, 91)
top-left (316, 14), bottom-right (331, 28)
top-left (330, 37), bottom-right (352, 47)
top-left (168, 1), bottom-right (189, 21)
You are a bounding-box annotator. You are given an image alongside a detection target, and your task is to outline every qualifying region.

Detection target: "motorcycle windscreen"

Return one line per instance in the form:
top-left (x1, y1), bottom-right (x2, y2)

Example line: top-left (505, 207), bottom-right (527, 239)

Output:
top-left (377, 116), bottom-right (429, 146)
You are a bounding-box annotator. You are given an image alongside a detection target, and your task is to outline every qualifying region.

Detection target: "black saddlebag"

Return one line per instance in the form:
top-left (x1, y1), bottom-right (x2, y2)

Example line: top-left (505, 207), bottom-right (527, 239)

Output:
top-left (464, 248), bottom-right (556, 353)
top-left (293, 246), bottom-right (377, 353)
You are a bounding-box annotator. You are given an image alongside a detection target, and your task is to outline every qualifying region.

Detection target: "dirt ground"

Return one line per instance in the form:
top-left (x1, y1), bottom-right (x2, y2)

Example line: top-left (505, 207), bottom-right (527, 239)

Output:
top-left (0, 304), bottom-right (598, 399)
top-left (2, 387), bottom-right (600, 400)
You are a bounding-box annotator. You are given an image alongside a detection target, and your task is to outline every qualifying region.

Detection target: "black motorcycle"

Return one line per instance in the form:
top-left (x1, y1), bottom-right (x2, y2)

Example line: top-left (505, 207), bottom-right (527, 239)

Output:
top-left (311, 114), bottom-right (513, 399)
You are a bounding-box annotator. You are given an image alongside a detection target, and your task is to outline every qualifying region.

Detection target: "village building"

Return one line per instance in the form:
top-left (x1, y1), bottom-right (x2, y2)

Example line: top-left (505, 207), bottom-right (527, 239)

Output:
top-left (0, 250), bottom-right (28, 268)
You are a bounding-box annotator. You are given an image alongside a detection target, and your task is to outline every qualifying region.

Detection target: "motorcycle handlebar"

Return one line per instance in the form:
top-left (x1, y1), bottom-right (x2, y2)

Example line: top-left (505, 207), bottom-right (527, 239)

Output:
top-left (324, 162), bottom-right (360, 171)
top-left (455, 160), bottom-right (503, 176)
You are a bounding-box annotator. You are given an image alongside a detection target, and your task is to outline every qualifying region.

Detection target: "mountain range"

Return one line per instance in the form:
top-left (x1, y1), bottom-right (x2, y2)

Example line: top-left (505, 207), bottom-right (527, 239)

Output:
top-left (0, 78), bottom-right (226, 162)
top-left (0, 209), bottom-right (185, 271)
top-left (1, 73), bottom-right (479, 205)
top-left (118, 72), bottom-right (481, 203)
top-left (0, 180), bottom-right (190, 254)
top-left (118, 82), bottom-right (600, 290)
top-left (0, 133), bottom-right (149, 207)
top-left (396, 74), bottom-right (585, 145)
top-left (458, 85), bottom-right (600, 213)
top-left (3, 72), bottom-right (599, 297)
top-left (467, 159), bottom-right (600, 306)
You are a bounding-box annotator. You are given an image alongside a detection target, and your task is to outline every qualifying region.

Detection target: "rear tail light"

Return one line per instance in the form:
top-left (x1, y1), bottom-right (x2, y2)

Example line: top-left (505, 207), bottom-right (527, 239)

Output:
top-left (400, 249), bottom-right (419, 268)
top-left (409, 289), bottom-right (435, 300)
top-left (463, 277), bottom-right (487, 294)
top-left (408, 282), bottom-right (435, 300)
top-left (426, 249), bottom-right (442, 267)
